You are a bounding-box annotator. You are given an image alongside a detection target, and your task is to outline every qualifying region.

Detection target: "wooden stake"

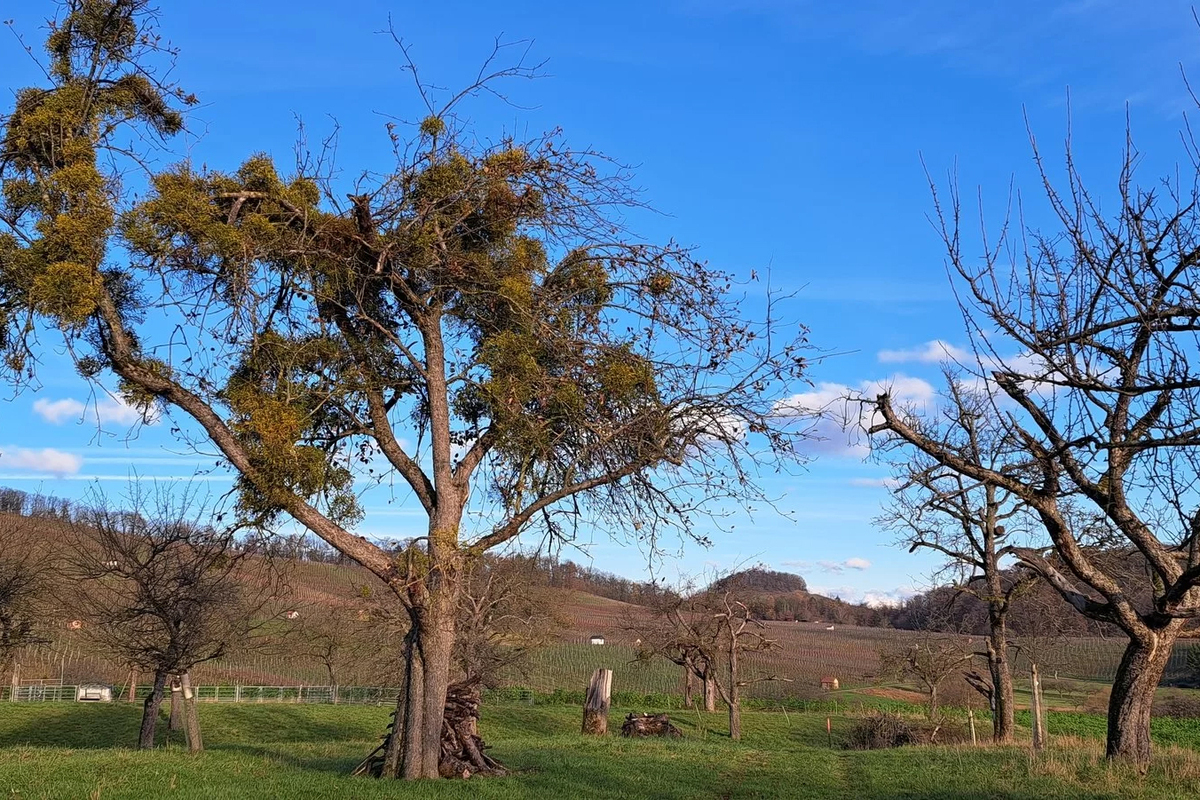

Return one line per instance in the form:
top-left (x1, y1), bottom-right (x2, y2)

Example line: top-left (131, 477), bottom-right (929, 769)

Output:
top-left (1031, 663), bottom-right (1046, 752)
top-left (582, 668), bottom-right (612, 735)
top-left (968, 709), bottom-right (977, 746)
top-left (826, 716), bottom-right (832, 748)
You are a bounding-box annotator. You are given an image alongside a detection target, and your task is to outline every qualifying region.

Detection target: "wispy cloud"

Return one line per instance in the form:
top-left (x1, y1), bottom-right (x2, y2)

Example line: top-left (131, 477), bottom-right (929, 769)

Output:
top-left (33, 396), bottom-right (153, 427)
top-left (847, 477), bottom-right (898, 489)
top-left (878, 339), bottom-right (969, 364)
top-left (0, 446), bottom-right (83, 475)
top-left (773, 375), bottom-right (936, 458)
top-left (681, 0), bottom-right (1200, 115)
top-left (0, 473), bottom-right (232, 482)
top-left (783, 557), bottom-right (872, 574)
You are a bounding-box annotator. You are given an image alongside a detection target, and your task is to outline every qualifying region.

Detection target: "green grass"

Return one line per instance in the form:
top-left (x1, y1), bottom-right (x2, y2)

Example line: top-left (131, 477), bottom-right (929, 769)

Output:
top-left (3, 702), bottom-right (1200, 798)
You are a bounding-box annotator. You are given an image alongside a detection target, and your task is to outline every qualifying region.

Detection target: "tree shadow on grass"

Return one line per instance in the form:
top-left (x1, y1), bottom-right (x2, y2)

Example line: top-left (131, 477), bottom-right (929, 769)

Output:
top-left (0, 704), bottom-right (143, 748)
top-left (0, 703), bottom-right (381, 752)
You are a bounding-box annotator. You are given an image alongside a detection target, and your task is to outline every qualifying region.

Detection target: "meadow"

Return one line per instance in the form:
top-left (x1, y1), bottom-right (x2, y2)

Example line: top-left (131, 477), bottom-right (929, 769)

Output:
top-left (4, 698), bottom-right (1200, 798)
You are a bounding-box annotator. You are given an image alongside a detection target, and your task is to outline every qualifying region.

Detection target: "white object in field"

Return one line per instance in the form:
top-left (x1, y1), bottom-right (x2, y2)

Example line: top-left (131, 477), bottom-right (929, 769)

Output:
top-left (284, 610), bottom-right (300, 620)
top-left (76, 684), bottom-right (112, 702)
top-left (588, 635), bottom-right (605, 645)
top-left (825, 625), bottom-right (835, 630)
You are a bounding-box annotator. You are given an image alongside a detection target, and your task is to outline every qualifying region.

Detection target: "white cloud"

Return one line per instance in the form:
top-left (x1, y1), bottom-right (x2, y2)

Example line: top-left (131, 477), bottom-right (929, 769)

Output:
top-left (808, 584), bottom-right (916, 607)
top-left (34, 396), bottom-right (152, 427)
top-left (0, 446), bottom-right (83, 475)
top-left (32, 398), bottom-right (86, 424)
top-left (784, 557), bottom-right (873, 574)
top-left (847, 477), bottom-right (899, 489)
top-left (861, 587), bottom-right (917, 608)
top-left (878, 339), bottom-right (970, 364)
top-left (773, 375), bottom-right (936, 457)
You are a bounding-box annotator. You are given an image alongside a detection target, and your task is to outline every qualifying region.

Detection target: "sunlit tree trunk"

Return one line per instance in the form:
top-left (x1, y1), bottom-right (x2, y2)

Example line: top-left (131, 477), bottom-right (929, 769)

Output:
top-left (1107, 625), bottom-right (1180, 772)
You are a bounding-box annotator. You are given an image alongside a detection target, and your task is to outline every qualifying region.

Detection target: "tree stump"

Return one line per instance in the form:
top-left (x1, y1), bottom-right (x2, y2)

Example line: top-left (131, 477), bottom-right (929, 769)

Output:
top-left (621, 713), bottom-right (683, 738)
top-left (582, 668), bottom-right (612, 736)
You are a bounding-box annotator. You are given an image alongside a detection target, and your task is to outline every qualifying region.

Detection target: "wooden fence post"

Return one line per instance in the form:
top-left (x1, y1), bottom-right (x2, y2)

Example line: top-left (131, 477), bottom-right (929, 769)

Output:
top-left (582, 668), bottom-right (612, 735)
top-left (1031, 663), bottom-right (1046, 752)
top-left (181, 672), bottom-right (203, 753)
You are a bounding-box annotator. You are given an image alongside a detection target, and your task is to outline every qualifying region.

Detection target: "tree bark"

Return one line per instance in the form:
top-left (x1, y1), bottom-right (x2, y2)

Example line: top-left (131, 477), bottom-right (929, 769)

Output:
top-left (181, 672), bottom-right (203, 752)
top-left (703, 673), bottom-right (717, 712)
top-left (416, 572), bottom-right (459, 779)
top-left (683, 667), bottom-right (694, 708)
top-left (384, 616), bottom-right (425, 780)
top-left (169, 676), bottom-right (183, 733)
top-left (582, 668), bottom-right (612, 735)
top-left (728, 635), bottom-right (741, 740)
top-left (1106, 627), bottom-right (1179, 772)
top-left (986, 611), bottom-right (1015, 744)
top-left (138, 670), bottom-right (168, 750)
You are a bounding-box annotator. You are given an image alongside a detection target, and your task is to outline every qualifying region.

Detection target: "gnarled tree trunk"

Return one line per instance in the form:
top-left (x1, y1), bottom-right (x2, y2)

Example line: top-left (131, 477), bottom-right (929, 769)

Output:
top-left (986, 603), bottom-right (1015, 744)
top-left (379, 541), bottom-right (466, 780)
top-left (138, 669), bottom-right (168, 750)
top-left (1107, 626), bottom-right (1180, 772)
top-left (703, 673), bottom-right (717, 712)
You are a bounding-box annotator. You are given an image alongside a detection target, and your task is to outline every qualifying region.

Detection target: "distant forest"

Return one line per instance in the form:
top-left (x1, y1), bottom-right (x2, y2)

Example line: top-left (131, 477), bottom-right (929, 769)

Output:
top-left (0, 486), bottom-right (1116, 637)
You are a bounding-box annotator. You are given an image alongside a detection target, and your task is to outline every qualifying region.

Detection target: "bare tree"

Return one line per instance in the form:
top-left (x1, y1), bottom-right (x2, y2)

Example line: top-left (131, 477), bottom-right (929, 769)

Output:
top-left (879, 634), bottom-right (974, 721)
top-left (869, 125), bottom-right (1200, 769)
top-left (455, 556), bottom-right (560, 688)
top-left (637, 592), bottom-right (721, 713)
top-left (0, 1), bottom-right (810, 778)
top-left (0, 518), bottom-right (51, 688)
top-left (876, 374), bottom-right (1037, 742)
top-left (70, 495), bottom-right (273, 751)
top-left (290, 602), bottom-right (389, 692)
top-left (638, 579), bottom-right (780, 740)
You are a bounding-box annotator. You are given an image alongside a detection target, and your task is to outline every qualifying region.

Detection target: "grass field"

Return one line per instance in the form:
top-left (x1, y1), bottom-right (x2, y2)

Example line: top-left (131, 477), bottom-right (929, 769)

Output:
top-left (4, 701), bottom-right (1200, 798)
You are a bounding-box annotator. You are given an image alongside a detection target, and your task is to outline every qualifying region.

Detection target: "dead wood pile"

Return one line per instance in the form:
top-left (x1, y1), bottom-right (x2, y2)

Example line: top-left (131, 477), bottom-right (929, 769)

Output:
top-left (353, 679), bottom-right (505, 779)
top-left (620, 712), bottom-right (683, 738)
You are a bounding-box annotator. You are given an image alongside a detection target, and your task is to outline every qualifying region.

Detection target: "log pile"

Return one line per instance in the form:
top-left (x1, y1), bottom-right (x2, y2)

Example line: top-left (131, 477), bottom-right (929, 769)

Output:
top-left (620, 712), bottom-right (683, 738)
top-left (352, 679), bottom-right (505, 779)
top-left (439, 679), bottom-right (506, 778)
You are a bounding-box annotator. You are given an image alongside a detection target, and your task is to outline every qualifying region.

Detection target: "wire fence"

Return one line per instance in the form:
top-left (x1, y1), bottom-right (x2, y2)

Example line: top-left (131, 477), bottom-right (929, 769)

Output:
top-left (1, 684), bottom-right (402, 704)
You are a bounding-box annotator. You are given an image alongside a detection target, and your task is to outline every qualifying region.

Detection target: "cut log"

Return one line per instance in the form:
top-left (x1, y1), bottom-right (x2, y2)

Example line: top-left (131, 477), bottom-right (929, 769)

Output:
top-left (581, 668), bottom-right (612, 736)
top-left (620, 712), bottom-right (683, 738)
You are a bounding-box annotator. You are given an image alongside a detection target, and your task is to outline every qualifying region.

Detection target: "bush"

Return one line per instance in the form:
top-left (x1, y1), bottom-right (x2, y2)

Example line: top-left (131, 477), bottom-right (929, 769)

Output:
top-left (845, 711), bottom-right (974, 749)
top-left (845, 712), bottom-right (917, 749)
top-left (1153, 692), bottom-right (1200, 719)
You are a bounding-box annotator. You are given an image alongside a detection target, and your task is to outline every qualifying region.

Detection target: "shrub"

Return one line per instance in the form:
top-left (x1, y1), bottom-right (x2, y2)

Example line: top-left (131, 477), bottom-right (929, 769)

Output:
top-left (845, 712), bottom-right (917, 749)
top-left (845, 711), bottom-right (974, 749)
top-left (1153, 692), bottom-right (1200, 719)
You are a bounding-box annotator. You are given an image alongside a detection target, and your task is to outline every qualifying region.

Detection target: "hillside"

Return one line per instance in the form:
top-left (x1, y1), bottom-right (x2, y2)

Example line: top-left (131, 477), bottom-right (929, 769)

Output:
top-left (4, 509), bottom-right (1198, 696)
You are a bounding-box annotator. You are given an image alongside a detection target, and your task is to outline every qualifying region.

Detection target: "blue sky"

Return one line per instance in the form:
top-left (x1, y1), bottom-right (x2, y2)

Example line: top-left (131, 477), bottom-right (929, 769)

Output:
top-left (2, 0), bottom-right (1198, 604)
